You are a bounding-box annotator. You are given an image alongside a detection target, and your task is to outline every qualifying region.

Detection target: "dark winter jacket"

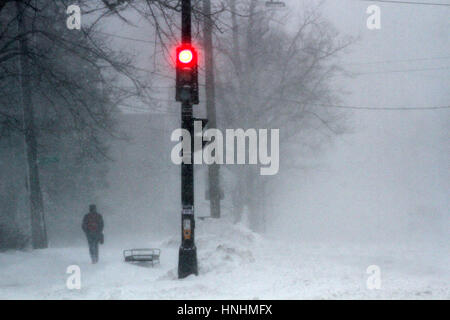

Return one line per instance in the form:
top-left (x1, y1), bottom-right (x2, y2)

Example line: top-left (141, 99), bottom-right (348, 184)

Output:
top-left (82, 212), bottom-right (104, 239)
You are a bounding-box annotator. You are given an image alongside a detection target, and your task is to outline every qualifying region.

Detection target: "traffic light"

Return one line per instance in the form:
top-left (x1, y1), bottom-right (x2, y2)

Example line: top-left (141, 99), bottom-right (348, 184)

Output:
top-left (176, 44), bottom-right (199, 104)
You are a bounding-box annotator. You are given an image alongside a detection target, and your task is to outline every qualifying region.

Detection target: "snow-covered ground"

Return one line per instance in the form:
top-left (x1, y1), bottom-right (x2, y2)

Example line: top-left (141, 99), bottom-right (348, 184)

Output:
top-left (0, 217), bottom-right (448, 299)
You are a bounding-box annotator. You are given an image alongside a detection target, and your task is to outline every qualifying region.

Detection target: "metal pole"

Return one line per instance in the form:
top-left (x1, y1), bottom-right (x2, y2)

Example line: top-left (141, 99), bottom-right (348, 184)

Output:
top-left (203, 0), bottom-right (221, 219)
top-left (178, 0), bottom-right (198, 279)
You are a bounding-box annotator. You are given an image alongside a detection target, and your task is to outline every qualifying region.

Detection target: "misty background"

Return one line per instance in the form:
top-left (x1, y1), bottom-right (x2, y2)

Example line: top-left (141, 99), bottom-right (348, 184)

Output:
top-left (271, 1), bottom-right (449, 246)
top-left (94, 1), bottom-right (449, 247)
top-left (0, 0), bottom-right (448, 257)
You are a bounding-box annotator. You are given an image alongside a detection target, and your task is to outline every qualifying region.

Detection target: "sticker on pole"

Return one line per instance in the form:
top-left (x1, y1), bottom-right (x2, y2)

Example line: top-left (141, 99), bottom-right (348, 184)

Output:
top-left (183, 219), bottom-right (192, 240)
top-left (182, 206), bottom-right (194, 215)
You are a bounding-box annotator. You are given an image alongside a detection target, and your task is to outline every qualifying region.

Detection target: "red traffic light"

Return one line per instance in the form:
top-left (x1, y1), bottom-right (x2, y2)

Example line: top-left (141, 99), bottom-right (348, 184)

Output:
top-left (176, 44), bottom-right (197, 68)
top-left (175, 44), bottom-right (199, 104)
top-left (178, 49), bottom-right (193, 64)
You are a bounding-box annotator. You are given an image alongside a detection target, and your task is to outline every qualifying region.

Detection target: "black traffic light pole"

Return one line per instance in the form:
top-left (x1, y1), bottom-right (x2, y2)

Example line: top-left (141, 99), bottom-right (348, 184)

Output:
top-left (178, 0), bottom-right (198, 279)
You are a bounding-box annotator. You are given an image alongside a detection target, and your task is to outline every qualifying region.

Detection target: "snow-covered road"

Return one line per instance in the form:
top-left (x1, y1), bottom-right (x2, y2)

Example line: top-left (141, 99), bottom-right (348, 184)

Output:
top-left (0, 218), bottom-right (448, 299)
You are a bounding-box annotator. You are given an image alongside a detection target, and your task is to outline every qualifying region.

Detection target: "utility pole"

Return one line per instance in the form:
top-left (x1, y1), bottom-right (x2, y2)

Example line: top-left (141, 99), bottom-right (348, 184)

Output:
top-left (16, 1), bottom-right (48, 249)
top-left (177, 0), bottom-right (198, 279)
top-left (202, 0), bottom-right (221, 218)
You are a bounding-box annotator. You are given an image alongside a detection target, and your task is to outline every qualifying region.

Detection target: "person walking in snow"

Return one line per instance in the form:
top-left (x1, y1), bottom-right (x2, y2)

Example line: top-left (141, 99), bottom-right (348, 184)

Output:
top-left (82, 204), bottom-right (104, 264)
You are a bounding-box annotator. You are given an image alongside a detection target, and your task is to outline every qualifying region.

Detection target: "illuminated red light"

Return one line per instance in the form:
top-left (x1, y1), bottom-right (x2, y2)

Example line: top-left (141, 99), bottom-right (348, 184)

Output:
top-left (176, 44), bottom-right (197, 68)
top-left (178, 49), bottom-right (193, 64)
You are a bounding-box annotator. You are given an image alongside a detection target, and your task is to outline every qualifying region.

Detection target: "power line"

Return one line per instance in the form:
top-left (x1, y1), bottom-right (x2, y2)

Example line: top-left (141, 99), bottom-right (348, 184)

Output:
top-left (119, 91), bottom-right (450, 113)
top-left (97, 31), bottom-right (155, 44)
top-left (102, 63), bottom-right (174, 80)
top-left (313, 104), bottom-right (450, 110)
top-left (118, 101), bottom-right (179, 114)
top-left (242, 91), bottom-right (450, 110)
top-left (351, 66), bottom-right (450, 75)
top-left (358, 0), bottom-right (450, 6)
top-left (343, 55), bottom-right (450, 66)
top-left (120, 106), bottom-right (178, 116)
top-left (280, 97), bottom-right (450, 110)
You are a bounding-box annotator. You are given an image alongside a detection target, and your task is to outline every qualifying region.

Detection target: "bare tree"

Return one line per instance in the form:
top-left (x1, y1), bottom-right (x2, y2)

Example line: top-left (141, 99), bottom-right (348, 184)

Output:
top-left (0, 0), bottom-right (150, 249)
top-left (15, 0), bottom-right (47, 248)
top-left (214, 1), bottom-right (352, 231)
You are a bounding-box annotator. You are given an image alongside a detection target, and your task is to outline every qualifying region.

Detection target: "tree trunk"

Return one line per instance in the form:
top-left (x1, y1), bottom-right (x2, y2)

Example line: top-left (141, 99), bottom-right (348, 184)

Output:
top-left (16, 1), bottom-right (48, 249)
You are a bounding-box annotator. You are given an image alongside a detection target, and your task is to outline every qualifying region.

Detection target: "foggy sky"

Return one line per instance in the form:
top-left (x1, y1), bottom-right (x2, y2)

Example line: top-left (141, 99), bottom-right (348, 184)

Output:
top-left (96, 1), bottom-right (449, 244)
top-left (271, 0), bottom-right (449, 244)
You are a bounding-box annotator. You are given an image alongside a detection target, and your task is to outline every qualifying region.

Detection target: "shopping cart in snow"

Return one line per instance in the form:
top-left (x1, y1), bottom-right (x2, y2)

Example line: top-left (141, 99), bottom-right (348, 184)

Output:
top-left (123, 248), bottom-right (160, 266)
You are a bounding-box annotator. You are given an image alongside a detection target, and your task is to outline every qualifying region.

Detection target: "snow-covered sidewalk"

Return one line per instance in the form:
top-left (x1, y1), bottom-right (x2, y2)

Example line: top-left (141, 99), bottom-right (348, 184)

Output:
top-left (0, 218), bottom-right (448, 299)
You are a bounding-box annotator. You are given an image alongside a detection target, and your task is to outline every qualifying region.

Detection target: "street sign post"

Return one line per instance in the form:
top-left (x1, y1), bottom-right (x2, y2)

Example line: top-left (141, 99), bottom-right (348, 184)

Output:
top-left (177, 0), bottom-right (199, 279)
